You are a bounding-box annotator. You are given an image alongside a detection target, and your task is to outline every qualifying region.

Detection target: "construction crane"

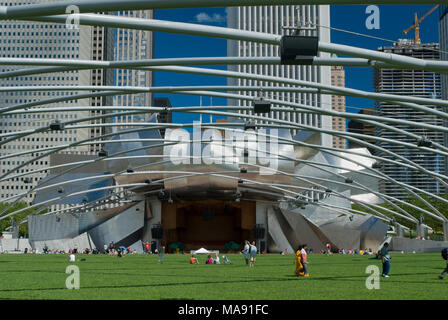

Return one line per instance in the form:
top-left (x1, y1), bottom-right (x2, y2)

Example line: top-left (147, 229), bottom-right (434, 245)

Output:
top-left (403, 5), bottom-right (440, 45)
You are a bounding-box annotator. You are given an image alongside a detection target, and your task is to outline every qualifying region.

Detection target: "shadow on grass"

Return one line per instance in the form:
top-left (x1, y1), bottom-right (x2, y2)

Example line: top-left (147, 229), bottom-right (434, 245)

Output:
top-left (0, 277), bottom-right (296, 293)
top-left (0, 271), bottom-right (445, 294)
top-left (0, 265), bottom-right (254, 276)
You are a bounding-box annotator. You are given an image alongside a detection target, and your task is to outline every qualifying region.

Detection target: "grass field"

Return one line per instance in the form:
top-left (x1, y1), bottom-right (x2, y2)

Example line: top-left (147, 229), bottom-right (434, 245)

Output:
top-left (0, 252), bottom-right (446, 300)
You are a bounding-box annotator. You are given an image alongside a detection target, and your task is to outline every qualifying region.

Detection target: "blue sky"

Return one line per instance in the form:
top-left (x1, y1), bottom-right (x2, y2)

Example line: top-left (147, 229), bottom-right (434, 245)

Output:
top-left (153, 5), bottom-right (441, 122)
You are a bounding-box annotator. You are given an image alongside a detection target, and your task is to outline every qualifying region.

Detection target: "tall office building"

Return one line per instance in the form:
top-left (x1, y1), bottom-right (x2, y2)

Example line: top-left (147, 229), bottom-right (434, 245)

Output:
top-left (89, 10), bottom-right (154, 145)
top-left (112, 10), bottom-right (153, 125)
top-left (0, 1), bottom-right (153, 205)
top-left (347, 108), bottom-right (376, 154)
top-left (331, 65), bottom-right (346, 149)
top-left (227, 5), bottom-right (332, 146)
top-left (0, 0), bottom-right (93, 204)
top-left (439, 5), bottom-right (448, 99)
top-left (438, 5), bottom-right (448, 178)
top-left (89, 25), bottom-right (114, 153)
top-left (374, 39), bottom-right (443, 199)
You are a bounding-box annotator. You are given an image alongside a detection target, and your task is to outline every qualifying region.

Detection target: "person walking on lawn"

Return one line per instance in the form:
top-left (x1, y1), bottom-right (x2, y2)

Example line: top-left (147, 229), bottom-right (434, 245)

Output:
top-left (439, 248), bottom-right (448, 279)
top-left (301, 244), bottom-right (310, 277)
top-left (379, 242), bottom-right (391, 278)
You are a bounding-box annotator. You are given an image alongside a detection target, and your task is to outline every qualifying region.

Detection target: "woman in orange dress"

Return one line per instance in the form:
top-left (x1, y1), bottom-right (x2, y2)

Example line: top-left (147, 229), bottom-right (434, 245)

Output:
top-left (294, 246), bottom-right (305, 277)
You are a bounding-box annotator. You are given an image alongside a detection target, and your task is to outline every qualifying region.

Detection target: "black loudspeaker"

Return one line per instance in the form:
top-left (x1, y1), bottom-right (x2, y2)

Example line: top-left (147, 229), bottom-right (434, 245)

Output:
top-left (259, 240), bottom-right (266, 252)
top-left (253, 100), bottom-right (271, 114)
top-left (50, 120), bottom-right (64, 131)
top-left (98, 150), bottom-right (108, 157)
top-left (417, 138), bottom-right (432, 148)
top-left (253, 224), bottom-right (266, 239)
top-left (150, 241), bottom-right (157, 252)
top-left (280, 35), bottom-right (319, 65)
top-left (151, 224), bottom-right (163, 239)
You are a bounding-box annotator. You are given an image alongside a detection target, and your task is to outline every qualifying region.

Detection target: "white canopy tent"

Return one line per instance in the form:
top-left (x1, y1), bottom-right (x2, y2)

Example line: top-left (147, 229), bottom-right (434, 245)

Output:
top-left (191, 248), bottom-right (219, 255)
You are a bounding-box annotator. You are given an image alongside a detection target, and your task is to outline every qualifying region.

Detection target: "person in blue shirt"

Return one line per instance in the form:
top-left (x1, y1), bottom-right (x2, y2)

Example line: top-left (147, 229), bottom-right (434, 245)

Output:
top-left (158, 245), bottom-right (165, 264)
top-left (439, 261), bottom-right (448, 280)
top-left (379, 242), bottom-right (391, 278)
top-left (439, 248), bottom-right (448, 280)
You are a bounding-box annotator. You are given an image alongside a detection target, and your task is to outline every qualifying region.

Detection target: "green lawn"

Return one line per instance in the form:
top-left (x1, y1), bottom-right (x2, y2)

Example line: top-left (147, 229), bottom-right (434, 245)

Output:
top-left (0, 253), bottom-right (446, 300)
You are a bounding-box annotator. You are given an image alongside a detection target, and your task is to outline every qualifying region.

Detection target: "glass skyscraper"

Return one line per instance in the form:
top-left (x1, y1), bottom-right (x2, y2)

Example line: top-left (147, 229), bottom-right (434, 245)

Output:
top-left (374, 39), bottom-right (443, 199)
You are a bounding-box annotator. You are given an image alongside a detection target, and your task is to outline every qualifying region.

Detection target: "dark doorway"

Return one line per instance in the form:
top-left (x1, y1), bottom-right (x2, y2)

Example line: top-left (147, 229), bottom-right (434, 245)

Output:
top-left (162, 200), bottom-right (256, 251)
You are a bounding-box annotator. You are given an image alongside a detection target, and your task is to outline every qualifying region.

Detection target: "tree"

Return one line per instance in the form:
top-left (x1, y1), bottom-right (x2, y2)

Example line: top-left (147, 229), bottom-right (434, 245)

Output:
top-left (0, 202), bottom-right (47, 238)
top-left (352, 193), bottom-right (448, 233)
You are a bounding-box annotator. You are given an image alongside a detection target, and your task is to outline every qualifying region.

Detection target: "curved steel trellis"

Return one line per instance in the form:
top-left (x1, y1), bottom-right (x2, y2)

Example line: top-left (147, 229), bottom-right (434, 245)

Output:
top-left (1, 0), bottom-right (447, 243)
top-left (1, 124), bottom-right (446, 224)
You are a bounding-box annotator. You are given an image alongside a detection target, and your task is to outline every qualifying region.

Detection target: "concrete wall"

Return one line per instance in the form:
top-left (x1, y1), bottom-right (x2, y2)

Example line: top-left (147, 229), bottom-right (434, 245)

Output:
top-left (30, 232), bottom-right (94, 252)
top-left (390, 237), bottom-right (448, 253)
top-left (0, 238), bottom-right (32, 253)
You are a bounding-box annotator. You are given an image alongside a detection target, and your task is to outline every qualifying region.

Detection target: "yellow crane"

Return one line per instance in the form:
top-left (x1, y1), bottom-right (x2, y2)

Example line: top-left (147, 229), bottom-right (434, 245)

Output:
top-left (403, 5), bottom-right (440, 44)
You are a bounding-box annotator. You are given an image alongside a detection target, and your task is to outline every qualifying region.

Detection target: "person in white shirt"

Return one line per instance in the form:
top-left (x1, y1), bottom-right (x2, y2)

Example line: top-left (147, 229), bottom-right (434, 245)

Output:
top-left (69, 254), bottom-right (76, 262)
top-left (213, 253), bottom-right (220, 264)
top-left (249, 241), bottom-right (257, 267)
top-left (242, 240), bottom-right (250, 267)
top-left (301, 244), bottom-right (310, 277)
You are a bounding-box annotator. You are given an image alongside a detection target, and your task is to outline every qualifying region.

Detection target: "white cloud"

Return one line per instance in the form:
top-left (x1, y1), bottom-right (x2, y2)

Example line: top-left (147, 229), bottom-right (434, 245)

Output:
top-left (194, 12), bottom-right (226, 24)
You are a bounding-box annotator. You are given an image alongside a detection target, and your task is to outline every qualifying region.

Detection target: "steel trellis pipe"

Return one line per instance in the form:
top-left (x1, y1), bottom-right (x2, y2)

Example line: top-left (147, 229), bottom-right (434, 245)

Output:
top-left (2, 62), bottom-right (448, 115)
top-left (0, 0), bottom-right (439, 21)
top-left (1, 122), bottom-right (444, 222)
top-left (4, 103), bottom-right (448, 161)
top-left (0, 56), bottom-right (403, 69)
top-left (145, 65), bottom-right (448, 120)
top-left (2, 106), bottom-right (447, 208)
top-left (2, 111), bottom-right (447, 185)
top-left (17, 14), bottom-right (448, 75)
top-left (0, 167), bottom-right (416, 226)
top-left (3, 100), bottom-right (448, 220)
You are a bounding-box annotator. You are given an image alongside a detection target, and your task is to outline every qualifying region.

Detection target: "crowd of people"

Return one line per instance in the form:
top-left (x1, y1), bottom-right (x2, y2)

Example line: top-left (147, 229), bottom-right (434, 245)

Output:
top-left (8, 238), bottom-right (448, 280)
top-left (319, 245), bottom-right (374, 256)
top-left (189, 253), bottom-right (232, 265)
top-left (103, 241), bottom-right (139, 256)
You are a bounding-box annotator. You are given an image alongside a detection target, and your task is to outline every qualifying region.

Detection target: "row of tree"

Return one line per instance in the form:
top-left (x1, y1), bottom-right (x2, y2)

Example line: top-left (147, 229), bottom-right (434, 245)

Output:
top-left (352, 194), bottom-right (448, 233)
top-left (0, 202), bottom-right (45, 238)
